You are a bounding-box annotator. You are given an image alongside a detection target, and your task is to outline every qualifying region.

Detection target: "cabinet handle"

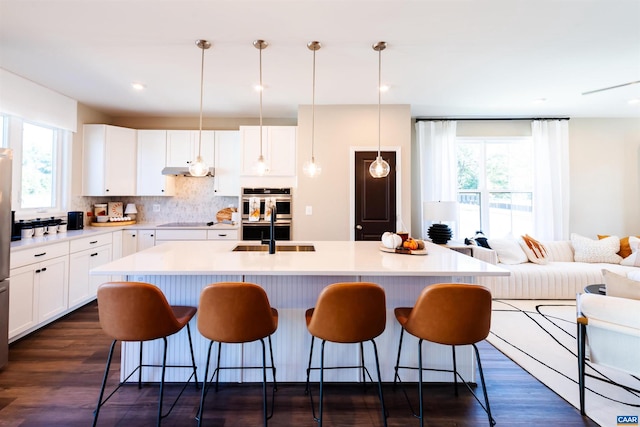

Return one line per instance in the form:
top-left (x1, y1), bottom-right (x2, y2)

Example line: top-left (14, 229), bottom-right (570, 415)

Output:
top-left (35, 269), bottom-right (41, 273)
top-left (35, 267), bottom-right (47, 273)
top-left (131, 234), bottom-right (137, 238)
top-left (41, 267), bottom-right (47, 272)
top-left (34, 252), bottom-right (47, 257)
top-left (105, 189), bottom-right (110, 192)
top-left (150, 234), bottom-right (154, 237)
top-left (218, 234), bottom-right (227, 237)
top-left (89, 240), bottom-right (98, 244)
top-left (161, 189), bottom-right (165, 193)
top-left (90, 253), bottom-right (98, 257)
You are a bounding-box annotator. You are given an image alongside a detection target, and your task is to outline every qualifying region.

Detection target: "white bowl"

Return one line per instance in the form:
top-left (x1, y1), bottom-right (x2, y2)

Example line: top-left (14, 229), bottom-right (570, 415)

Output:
top-left (96, 216), bottom-right (109, 223)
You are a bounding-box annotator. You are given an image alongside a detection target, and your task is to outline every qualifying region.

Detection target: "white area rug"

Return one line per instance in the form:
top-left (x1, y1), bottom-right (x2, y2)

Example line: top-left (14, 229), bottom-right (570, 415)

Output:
top-left (487, 300), bottom-right (640, 427)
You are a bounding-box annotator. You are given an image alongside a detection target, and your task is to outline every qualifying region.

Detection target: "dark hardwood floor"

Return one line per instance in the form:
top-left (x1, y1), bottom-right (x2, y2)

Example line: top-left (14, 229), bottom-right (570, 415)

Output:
top-left (0, 301), bottom-right (598, 426)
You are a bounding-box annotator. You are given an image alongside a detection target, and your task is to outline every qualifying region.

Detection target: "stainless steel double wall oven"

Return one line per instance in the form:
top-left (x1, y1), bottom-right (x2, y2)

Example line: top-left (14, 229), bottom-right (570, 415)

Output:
top-left (241, 188), bottom-right (292, 241)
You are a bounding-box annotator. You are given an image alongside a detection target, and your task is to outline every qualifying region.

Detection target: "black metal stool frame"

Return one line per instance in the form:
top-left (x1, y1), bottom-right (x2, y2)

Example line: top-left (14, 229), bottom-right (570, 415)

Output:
top-left (304, 336), bottom-right (388, 427)
top-left (92, 323), bottom-right (199, 427)
top-left (196, 336), bottom-right (277, 427)
top-left (393, 328), bottom-right (496, 427)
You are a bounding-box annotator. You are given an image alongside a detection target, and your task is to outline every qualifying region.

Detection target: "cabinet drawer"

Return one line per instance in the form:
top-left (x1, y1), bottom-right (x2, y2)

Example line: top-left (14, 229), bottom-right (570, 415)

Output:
top-left (207, 229), bottom-right (239, 240)
top-left (69, 233), bottom-right (113, 253)
top-left (10, 242), bottom-right (69, 269)
top-left (155, 229), bottom-right (207, 241)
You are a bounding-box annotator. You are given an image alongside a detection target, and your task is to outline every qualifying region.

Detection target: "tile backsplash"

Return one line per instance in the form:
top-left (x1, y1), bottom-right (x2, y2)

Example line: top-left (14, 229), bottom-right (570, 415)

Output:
top-left (72, 176), bottom-right (238, 224)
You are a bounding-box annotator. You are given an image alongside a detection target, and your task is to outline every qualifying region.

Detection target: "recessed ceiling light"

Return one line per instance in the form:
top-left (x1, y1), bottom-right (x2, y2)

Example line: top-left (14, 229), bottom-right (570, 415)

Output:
top-left (532, 98), bottom-right (547, 104)
top-left (379, 84), bottom-right (390, 92)
top-left (628, 98), bottom-right (640, 105)
top-left (131, 82), bottom-right (146, 91)
top-left (254, 84), bottom-right (264, 92)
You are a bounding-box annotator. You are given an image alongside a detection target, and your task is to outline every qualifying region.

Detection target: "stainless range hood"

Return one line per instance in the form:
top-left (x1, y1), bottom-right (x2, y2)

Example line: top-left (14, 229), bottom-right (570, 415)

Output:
top-left (161, 166), bottom-right (215, 177)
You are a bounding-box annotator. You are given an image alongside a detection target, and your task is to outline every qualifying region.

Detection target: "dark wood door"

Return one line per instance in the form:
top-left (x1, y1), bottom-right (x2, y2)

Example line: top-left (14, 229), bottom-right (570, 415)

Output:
top-left (354, 151), bottom-right (396, 240)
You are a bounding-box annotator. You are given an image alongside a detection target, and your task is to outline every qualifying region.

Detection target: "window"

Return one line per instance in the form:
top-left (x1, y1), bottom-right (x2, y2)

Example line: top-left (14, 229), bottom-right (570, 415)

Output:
top-left (21, 122), bottom-right (57, 209)
top-left (3, 115), bottom-right (69, 216)
top-left (457, 137), bottom-right (533, 238)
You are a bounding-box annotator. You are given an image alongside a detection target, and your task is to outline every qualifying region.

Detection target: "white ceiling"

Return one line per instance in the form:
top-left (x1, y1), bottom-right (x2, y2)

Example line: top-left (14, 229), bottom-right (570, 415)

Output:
top-left (1, 0), bottom-right (639, 119)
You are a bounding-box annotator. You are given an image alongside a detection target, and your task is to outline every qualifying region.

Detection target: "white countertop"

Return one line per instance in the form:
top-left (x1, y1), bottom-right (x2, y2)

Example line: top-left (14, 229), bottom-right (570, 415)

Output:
top-left (10, 222), bottom-right (239, 251)
top-left (91, 240), bottom-right (509, 277)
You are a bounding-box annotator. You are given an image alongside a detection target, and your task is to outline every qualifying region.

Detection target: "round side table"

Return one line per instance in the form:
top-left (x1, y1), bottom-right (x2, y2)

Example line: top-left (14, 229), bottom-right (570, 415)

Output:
top-left (584, 284), bottom-right (606, 295)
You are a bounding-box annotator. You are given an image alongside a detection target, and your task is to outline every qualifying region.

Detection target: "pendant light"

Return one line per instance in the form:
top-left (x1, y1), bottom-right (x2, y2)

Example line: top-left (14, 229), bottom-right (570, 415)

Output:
top-left (254, 39), bottom-right (268, 176)
top-left (303, 41), bottom-right (322, 178)
top-left (369, 41), bottom-right (391, 179)
top-left (189, 39), bottom-right (211, 177)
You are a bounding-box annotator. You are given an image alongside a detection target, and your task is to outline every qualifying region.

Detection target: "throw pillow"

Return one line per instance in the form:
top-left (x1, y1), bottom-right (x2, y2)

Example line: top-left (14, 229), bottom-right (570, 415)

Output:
top-left (603, 269), bottom-right (640, 300)
top-left (571, 233), bottom-right (623, 264)
top-left (519, 234), bottom-right (549, 265)
top-left (597, 234), bottom-right (640, 258)
top-left (487, 238), bottom-right (528, 265)
top-left (620, 236), bottom-right (640, 267)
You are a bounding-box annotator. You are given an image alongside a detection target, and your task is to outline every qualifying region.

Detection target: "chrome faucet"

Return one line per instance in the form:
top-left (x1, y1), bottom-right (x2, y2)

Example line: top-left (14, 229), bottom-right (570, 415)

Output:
top-left (262, 205), bottom-right (277, 254)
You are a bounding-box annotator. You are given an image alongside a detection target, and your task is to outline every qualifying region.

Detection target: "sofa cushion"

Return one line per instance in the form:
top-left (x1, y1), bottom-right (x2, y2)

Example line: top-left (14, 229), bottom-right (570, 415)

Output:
top-left (544, 240), bottom-right (575, 262)
top-left (603, 269), bottom-right (640, 300)
top-left (571, 233), bottom-right (622, 264)
top-left (488, 238), bottom-right (528, 264)
top-left (598, 234), bottom-right (640, 258)
top-left (519, 234), bottom-right (548, 264)
top-left (620, 236), bottom-right (640, 267)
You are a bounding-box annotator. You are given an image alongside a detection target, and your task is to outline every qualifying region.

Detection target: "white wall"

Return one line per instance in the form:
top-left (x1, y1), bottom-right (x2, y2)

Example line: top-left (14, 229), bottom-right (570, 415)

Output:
top-left (568, 118), bottom-right (640, 237)
top-left (294, 105), bottom-right (412, 241)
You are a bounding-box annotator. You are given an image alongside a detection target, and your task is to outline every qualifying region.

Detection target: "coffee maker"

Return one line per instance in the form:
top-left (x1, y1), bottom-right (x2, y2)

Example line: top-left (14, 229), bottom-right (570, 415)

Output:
top-left (11, 211), bottom-right (21, 241)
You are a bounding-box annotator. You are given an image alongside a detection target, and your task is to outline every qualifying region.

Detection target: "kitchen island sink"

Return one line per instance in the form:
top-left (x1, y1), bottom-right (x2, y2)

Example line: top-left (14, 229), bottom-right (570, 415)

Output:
top-left (232, 244), bottom-right (315, 252)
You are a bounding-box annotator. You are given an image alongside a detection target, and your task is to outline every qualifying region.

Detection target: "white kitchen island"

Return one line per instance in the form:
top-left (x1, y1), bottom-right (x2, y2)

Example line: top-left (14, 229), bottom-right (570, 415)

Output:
top-left (92, 240), bottom-right (508, 384)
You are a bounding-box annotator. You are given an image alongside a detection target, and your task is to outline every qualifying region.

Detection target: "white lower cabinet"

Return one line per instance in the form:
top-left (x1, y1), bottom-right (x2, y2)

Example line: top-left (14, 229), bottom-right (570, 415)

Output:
top-left (68, 234), bottom-right (112, 310)
top-left (68, 246), bottom-right (112, 309)
top-left (121, 229), bottom-right (156, 253)
top-left (9, 242), bottom-right (69, 341)
top-left (207, 229), bottom-right (239, 240)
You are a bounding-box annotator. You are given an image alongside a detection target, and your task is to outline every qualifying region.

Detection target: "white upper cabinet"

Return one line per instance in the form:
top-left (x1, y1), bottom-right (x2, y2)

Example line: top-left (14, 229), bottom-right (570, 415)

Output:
top-left (137, 130), bottom-right (175, 196)
top-left (82, 124), bottom-right (137, 196)
top-left (166, 130), bottom-right (215, 169)
top-left (240, 126), bottom-right (297, 176)
top-left (213, 131), bottom-right (241, 196)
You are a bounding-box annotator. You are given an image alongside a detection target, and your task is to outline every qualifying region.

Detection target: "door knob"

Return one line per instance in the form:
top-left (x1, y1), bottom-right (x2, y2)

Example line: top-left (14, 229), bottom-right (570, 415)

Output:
top-left (356, 225), bottom-right (363, 230)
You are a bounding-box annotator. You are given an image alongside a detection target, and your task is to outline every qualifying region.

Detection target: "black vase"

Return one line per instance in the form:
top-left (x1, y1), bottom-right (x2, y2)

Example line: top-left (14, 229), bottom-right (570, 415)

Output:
top-left (428, 224), bottom-right (452, 244)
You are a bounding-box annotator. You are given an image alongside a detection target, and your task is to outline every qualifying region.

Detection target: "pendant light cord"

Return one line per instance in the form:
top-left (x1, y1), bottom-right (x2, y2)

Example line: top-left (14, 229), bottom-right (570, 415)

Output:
top-left (198, 43), bottom-right (205, 157)
top-left (259, 44), bottom-right (263, 158)
top-left (311, 47), bottom-right (316, 162)
top-left (377, 46), bottom-right (381, 157)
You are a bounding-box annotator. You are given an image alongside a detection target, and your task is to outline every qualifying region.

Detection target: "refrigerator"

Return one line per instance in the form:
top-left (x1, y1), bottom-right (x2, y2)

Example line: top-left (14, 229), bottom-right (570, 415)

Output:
top-left (0, 148), bottom-right (12, 369)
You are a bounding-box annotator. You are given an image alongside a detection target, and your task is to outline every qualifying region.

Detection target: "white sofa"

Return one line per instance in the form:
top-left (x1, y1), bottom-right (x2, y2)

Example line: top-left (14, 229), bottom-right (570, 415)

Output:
top-left (472, 240), bottom-right (640, 299)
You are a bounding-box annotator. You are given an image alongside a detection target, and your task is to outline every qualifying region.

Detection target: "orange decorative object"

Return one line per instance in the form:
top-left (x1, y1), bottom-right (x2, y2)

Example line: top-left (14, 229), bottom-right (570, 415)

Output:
top-left (403, 238), bottom-right (419, 250)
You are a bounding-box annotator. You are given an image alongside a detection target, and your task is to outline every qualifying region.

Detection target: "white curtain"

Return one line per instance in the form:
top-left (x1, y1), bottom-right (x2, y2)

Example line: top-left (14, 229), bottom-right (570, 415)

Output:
top-left (416, 120), bottom-right (458, 237)
top-left (531, 120), bottom-right (570, 240)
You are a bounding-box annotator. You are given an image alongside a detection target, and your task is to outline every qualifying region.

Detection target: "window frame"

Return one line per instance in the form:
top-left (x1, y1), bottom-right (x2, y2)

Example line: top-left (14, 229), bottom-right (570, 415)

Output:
top-left (456, 136), bottom-right (533, 237)
top-left (3, 115), bottom-right (70, 219)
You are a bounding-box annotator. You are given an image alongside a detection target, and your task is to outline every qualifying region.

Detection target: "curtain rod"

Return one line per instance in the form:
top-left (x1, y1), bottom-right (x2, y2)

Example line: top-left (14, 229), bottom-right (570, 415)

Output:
top-left (415, 117), bottom-right (570, 122)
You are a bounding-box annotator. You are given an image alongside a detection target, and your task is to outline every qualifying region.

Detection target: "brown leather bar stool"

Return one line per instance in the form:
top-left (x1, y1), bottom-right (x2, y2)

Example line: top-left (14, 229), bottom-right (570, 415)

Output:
top-left (305, 281), bottom-right (387, 427)
top-left (393, 283), bottom-right (495, 427)
top-left (196, 282), bottom-right (278, 427)
top-left (93, 281), bottom-right (198, 427)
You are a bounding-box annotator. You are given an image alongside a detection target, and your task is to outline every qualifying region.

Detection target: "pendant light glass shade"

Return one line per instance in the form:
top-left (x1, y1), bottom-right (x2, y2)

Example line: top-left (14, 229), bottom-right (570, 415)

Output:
top-left (304, 41), bottom-right (322, 178)
top-left (254, 39), bottom-right (268, 176)
top-left (189, 39), bottom-right (211, 177)
top-left (369, 41), bottom-right (390, 179)
top-left (369, 155), bottom-right (390, 177)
